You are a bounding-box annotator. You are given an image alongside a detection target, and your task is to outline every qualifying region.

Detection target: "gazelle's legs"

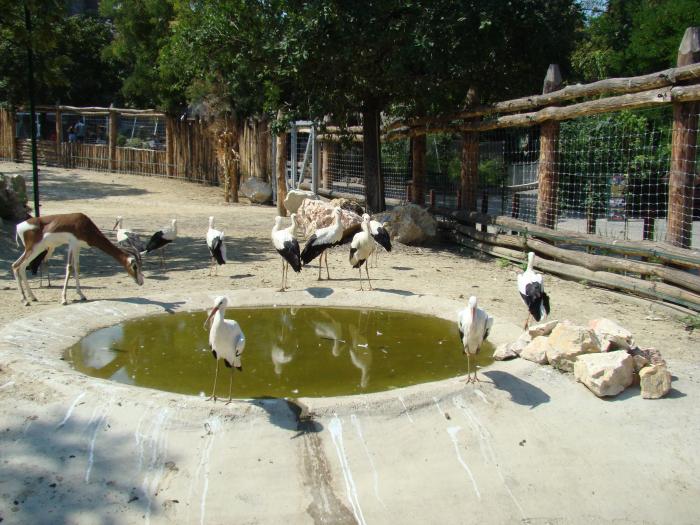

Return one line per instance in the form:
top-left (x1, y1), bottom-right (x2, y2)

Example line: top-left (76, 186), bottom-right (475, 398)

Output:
top-left (20, 259), bottom-right (37, 302)
top-left (72, 246), bottom-right (86, 301)
top-left (12, 253), bottom-right (31, 306)
top-left (60, 248), bottom-right (73, 305)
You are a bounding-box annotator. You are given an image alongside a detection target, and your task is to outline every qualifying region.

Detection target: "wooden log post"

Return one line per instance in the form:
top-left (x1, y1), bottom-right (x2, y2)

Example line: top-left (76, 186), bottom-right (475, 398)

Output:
top-left (456, 189), bottom-right (462, 209)
top-left (429, 189), bottom-right (436, 208)
top-left (321, 141), bottom-right (337, 190)
top-left (165, 115), bottom-right (175, 178)
top-left (480, 190), bottom-right (489, 232)
top-left (275, 110), bottom-right (288, 216)
top-left (108, 110), bottom-right (118, 172)
top-left (411, 134), bottom-right (426, 205)
top-left (536, 64), bottom-right (563, 230)
top-left (55, 106), bottom-right (62, 164)
top-left (406, 183), bottom-right (413, 203)
top-left (460, 131), bottom-right (479, 211)
top-left (667, 27), bottom-right (700, 248)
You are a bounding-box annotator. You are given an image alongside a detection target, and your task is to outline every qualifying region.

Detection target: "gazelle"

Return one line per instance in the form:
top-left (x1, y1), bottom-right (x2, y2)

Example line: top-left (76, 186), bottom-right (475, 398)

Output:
top-left (13, 213), bottom-right (144, 306)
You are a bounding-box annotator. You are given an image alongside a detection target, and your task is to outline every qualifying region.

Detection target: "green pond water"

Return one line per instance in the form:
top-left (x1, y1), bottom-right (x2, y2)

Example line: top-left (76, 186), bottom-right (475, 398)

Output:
top-left (65, 307), bottom-right (495, 398)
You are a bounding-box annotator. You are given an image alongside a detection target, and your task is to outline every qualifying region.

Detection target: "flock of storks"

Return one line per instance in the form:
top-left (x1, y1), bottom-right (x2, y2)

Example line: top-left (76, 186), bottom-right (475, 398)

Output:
top-left (12, 208), bottom-right (550, 402)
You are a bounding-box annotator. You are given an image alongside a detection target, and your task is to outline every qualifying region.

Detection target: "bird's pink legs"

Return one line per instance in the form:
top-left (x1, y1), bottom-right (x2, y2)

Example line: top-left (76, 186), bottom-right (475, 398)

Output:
top-left (208, 359), bottom-right (220, 402)
top-left (324, 251), bottom-right (331, 279)
top-left (365, 263), bottom-right (373, 290)
top-left (523, 313), bottom-right (531, 330)
top-left (226, 368), bottom-right (234, 405)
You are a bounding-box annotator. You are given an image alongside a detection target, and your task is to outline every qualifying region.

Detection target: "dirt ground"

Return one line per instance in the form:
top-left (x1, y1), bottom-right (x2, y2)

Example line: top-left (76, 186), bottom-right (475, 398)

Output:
top-left (1, 161), bottom-right (697, 358)
top-left (1, 161), bottom-right (699, 525)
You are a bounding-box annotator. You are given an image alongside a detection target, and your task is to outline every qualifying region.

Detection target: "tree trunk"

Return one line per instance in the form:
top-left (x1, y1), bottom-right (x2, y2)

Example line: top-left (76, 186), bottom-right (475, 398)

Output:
top-left (411, 135), bottom-right (426, 205)
top-left (362, 105), bottom-right (385, 213)
top-left (460, 131), bottom-right (479, 211)
top-left (275, 112), bottom-right (288, 216)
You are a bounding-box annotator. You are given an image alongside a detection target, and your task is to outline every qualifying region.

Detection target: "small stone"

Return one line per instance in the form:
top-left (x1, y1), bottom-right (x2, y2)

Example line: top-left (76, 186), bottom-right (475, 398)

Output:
top-left (520, 336), bottom-right (550, 364)
top-left (639, 364), bottom-right (672, 399)
top-left (588, 318), bottom-right (635, 351)
top-left (527, 320), bottom-right (559, 338)
top-left (632, 355), bottom-right (649, 372)
top-left (493, 343), bottom-right (518, 361)
top-left (574, 350), bottom-right (635, 397)
top-left (547, 321), bottom-right (601, 372)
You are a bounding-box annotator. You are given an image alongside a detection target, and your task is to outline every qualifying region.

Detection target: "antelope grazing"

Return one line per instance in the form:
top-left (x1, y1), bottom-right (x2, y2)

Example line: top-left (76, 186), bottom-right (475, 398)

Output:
top-left (13, 213), bottom-right (144, 306)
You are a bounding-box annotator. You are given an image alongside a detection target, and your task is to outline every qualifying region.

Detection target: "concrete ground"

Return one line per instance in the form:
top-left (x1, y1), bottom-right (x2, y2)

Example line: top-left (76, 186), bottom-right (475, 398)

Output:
top-left (0, 162), bottom-right (699, 524)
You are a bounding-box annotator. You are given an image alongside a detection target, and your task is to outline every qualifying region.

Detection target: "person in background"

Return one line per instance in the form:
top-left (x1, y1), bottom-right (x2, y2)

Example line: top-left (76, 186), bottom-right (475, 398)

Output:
top-left (67, 125), bottom-right (76, 143)
top-left (74, 120), bottom-right (85, 143)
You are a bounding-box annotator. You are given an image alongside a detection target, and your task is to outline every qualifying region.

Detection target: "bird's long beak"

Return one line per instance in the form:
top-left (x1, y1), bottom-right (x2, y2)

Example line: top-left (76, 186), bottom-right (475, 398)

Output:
top-left (203, 306), bottom-right (219, 329)
top-left (112, 220), bottom-right (119, 231)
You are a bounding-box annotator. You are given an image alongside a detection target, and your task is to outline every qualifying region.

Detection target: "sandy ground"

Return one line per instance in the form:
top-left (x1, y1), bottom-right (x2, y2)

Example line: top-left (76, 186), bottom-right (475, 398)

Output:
top-left (0, 161), bottom-right (699, 524)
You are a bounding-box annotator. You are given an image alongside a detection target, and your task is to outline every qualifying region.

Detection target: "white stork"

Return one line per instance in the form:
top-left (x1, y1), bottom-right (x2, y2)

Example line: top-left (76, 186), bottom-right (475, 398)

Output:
top-left (457, 296), bottom-right (494, 383)
top-left (206, 216), bottom-right (226, 275)
top-left (349, 214), bottom-right (376, 290)
top-left (300, 207), bottom-right (344, 280)
top-left (517, 251), bottom-right (551, 329)
top-left (203, 296), bottom-right (245, 403)
top-left (272, 215), bottom-right (302, 291)
top-left (364, 214), bottom-right (391, 267)
top-left (112, 216), bottom-right (145, 252)
top-left (142, 219), bottom-right (177, 267)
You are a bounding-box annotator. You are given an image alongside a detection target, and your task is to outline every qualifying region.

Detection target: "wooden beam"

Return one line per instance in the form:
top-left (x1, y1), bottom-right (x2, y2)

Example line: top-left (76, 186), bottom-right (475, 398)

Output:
top-left (449, 231), bottom-right (700, 311)
top-left (435, 208), bottom-right (700, 269)
top-left (275, 110), bottom-right (288, 216)
top-left (667, 27), bottom-right (700, 248)
top-left (108, 110), bottom-right (118, 172)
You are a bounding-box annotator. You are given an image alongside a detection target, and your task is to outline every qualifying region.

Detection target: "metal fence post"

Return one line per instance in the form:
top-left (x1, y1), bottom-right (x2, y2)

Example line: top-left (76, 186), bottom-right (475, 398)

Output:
top-left (311, 125), bottom-right (319, 195)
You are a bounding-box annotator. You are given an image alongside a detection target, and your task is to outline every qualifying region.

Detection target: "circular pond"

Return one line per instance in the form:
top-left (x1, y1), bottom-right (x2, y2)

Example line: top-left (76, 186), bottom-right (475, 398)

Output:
top-left (66, 306), bottom-right (495, 398)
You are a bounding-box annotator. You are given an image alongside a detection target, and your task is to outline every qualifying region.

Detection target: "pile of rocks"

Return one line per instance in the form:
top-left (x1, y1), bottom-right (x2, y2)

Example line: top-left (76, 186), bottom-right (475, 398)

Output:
top-left (494, 318), bottom-right (672, 399)
top-left (295, 198), bottom-right (362, 236)
top-left (0, 173), bottom-right (29, 221)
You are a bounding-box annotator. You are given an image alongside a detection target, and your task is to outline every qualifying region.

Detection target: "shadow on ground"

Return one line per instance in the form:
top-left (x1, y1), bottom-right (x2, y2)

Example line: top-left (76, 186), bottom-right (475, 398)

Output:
top-left (482, 370), bottom-right (550, 409)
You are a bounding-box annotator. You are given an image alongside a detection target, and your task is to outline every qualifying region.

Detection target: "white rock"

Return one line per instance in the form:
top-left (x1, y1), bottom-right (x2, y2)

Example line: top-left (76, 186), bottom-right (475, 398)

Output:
top-left (373, 204), bottom-right (437, 245)
top-left (240, 177), bottom-right (272, 203)
top-left (520, 336), bottom-right (550, 364)
top-left (639, 364), bottom-right (672, 399)
top-left (493, 343), bottom-right (518, 361)
top-left (528, 320), bottom-right (559, 338)
top-left (546, 321), bottom-right (601, 372)
top-left (574, 350), bottom-right (635, 397)
top-left (284, 189), bottom-right (319, 213)
top-left (588, 318), bottom-right (635, 352)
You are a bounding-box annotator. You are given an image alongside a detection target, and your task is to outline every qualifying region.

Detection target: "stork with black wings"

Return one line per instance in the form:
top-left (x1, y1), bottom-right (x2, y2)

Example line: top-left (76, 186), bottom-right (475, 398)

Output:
top-left (517, 251), bottom-right (551, 329)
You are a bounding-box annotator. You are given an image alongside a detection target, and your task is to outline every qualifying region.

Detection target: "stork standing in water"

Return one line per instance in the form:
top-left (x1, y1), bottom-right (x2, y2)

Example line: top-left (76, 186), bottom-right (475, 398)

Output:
top-left (365, 214), bottom-right (391, 267)
top-left (301, 207), bottom-right (344, 280)
top-left (349, 214), bottom-right (376, 290)
top-left (457, 296), bottom-right (494, 383)
top-left (142, 219), bottom-right (177, 267)
top-left (206, 216), bottom-right (226, 275)
top-left (203, 296), bottom-right (245, 403)
top-left (13, 213), bottom-right (144, 306)
top-left (272, 214), bottom-right (302, 291)
top-left (517, 251), bottom-right (551, 329)
top-left (112, 216), bottom-right (145, 252)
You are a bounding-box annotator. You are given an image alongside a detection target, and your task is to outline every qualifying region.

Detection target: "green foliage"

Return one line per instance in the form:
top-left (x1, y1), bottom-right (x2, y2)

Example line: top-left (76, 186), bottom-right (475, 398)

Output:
top-left (478, 158), bottom-right (506, 186)
top-left (496, 258), bottom-right (510, 269)
top-left (572, 0), bottom-right (700, 81)
top-left (681, 315), bottom-right (700, 331)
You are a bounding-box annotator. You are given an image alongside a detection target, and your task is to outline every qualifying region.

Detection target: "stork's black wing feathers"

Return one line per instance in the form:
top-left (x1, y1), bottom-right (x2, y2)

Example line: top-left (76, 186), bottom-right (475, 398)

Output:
top-left (338, 223), bottom-right (362, 246)
top-left (300, 234), bottom-right (326, 264)
top-left (372, 226), bottom-right (392, 252)
top-left (278, 239), bottom-right (302, 272)
top-left (144, 230), bottom-right (171, 253)
top-left (209, 237), bottom-right (226, 265)
top-left (522, 282), bottom-right (547, 321)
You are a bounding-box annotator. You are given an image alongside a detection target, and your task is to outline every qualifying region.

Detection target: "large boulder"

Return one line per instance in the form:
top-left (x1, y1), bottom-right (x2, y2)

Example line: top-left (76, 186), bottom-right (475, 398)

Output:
top-left (0, 173), bottom-right (30, 221)
top-left (546, 321), bottom-right (601, 372)
top-left (639, 364), bottom-right (672, 399)
top-left (296, 198), bottom-right (362, 236)
top-left (574, 350), bottom-right (635, 397)
top-left (588, 318), bottom-right (635, 352)
top-left (374, 204), bottom-right (437, 245)
top-left (520, 336), bottom-right (551, 365)
top-left (493, 343), bottom-right (518, 361)
top-left (284, 189), bottom-right (320, 214)
top-left (240, 177), bottom-right (273, 203)
top-left (329, 197), bottom-right (364, 216)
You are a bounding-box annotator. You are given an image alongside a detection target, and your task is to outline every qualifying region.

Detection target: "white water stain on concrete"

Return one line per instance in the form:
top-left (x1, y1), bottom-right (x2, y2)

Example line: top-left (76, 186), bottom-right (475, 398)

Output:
top-left (0, 381), bottom-right (15, 390)
top-left (141, 408), bottom-right (172, 525)
top-left (397, 396), bottom-right (414, 423)
top-left (329, 415), bottom-right (367, 525)
top-left (56, 391), bottom-right (86, 429)
top-left (85, 399), bottom-right (112, 483)
top-left (453, 395), bottom-right (525, 519)
top-left (350, 414), bottom-right (386, 509)
top-left (446, 426), bottom-right (481, 500)
top-left (186, 416), bottom-right (222, 525)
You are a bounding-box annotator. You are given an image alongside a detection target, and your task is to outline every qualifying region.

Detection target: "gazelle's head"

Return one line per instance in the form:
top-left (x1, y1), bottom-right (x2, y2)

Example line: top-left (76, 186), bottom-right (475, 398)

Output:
top-left (112, 216), bottom-right (123, 231)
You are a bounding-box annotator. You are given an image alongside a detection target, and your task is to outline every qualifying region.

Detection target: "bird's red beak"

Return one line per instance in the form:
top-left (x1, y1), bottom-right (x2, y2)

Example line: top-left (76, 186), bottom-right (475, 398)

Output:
top-left (204, 306), bottom-right (219, 329)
